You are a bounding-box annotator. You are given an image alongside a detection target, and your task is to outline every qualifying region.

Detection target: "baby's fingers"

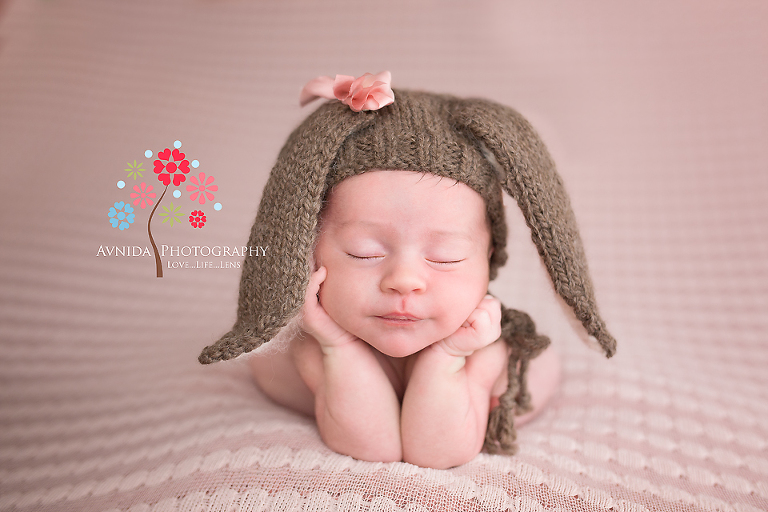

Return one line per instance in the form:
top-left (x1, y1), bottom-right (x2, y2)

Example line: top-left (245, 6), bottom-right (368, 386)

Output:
top-left (299, 266), bottom-right (357, 348)
top-left (438, 296), bottom-right (502, 356)
top-left (467, 295), bottom-right (502, 343)
top-left (300, 266), bottom-right (328, 331)
top-left (305, 266), bottom-right (327, 303)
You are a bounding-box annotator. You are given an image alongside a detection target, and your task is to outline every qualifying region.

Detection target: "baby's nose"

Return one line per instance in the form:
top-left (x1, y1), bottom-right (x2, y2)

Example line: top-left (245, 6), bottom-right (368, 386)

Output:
top-left (380, 260), bottom-right (426, 295)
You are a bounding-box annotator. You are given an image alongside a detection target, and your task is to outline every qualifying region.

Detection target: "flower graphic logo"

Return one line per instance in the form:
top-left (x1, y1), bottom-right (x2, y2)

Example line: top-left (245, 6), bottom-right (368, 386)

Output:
top-left (189, 210), bottom-right (206, 228)
top-left (154, 148), bottom-right (190, 187)
top-left (108, 202), bottom-right (135, 230)
top-left (109, 140), bottom-right (223, 277)
top-left (186, 173), bottom-right (218, 204)
top-left (130, 182), bottom-right (156, 209)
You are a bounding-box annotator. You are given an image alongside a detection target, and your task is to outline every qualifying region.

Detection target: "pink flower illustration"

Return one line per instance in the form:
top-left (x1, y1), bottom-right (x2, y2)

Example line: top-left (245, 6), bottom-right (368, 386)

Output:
top-left (154, 148), bottom-right (190, 187)
top-left (130, 182), bottom-right (157, 209)
top-left (186, 172), bottom-right (218, 205)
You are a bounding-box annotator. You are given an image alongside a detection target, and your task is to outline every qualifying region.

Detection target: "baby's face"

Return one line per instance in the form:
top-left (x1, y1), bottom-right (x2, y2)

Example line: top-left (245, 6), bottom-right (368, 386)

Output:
top-left (314, 170), bottom-right (492, 358)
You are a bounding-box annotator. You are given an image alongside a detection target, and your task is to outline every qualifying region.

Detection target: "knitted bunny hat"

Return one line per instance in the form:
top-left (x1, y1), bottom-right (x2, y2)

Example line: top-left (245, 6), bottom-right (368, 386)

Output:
top-left (199, 81), bottom-right (616, 453)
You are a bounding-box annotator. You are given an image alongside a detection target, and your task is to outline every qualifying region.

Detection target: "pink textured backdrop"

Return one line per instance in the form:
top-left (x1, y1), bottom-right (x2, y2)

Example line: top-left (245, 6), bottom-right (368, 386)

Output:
top-left (1, 1), bottom-right (766, 511)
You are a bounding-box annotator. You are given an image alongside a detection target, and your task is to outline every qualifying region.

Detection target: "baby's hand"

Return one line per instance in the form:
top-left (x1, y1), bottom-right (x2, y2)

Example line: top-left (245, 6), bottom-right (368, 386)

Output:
top-left (299, 266), bottom-right (358, 350)
top-left (435, 294), bottom-right (502, 357)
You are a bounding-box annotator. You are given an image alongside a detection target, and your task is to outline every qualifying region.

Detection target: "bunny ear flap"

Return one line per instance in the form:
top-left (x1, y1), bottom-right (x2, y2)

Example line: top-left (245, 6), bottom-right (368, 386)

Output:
top-left (198, 102), bottom-right (377, 364)
top-left (451, 98), bottom-right (616, 358)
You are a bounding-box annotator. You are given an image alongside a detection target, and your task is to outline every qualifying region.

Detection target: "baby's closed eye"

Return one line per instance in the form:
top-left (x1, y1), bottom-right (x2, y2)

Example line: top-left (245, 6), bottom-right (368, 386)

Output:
top-left (425, 247), bottom-right (470, 266)
top-left (426, 258), bottom-right (465, 266)
top-left (347, 253), bottom-right (385, 261)
top-left (343, 238), bottom-right (387, 261)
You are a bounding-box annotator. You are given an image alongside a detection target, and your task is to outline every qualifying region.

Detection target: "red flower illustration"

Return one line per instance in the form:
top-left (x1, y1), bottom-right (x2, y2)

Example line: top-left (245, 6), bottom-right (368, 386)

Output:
top-left (154, 148), bottom-right (190, 187)
top-left (189, 210), bottom-right (206, 228)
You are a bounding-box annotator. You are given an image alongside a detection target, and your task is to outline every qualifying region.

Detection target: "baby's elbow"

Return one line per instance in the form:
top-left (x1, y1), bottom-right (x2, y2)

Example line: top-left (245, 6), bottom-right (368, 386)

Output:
top-left (401, 420), bottom-right (486, 469)
top-left (327, 436), bottom-right (403, 464)
top-left (352, 442), bottom-right (403, 464)
top-left (403, 443), bottom-right (481, 469)
top-left (367, 446), bottom-right (403, 464)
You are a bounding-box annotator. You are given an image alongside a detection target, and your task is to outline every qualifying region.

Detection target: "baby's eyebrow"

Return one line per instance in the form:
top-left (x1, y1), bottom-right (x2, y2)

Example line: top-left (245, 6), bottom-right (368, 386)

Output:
top-left (329, 219), bottom-right (385, 234)
top-left (333, 219), bottom-right (477, 245)
top-left (334, 219), bottom-right (380, 229)
top-left (427, 230), bottom-right (475, 243)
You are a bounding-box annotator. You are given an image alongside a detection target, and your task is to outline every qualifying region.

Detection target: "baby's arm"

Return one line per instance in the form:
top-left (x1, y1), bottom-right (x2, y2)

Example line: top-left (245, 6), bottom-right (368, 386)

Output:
top-left (293, 267), bottom-right (402, 462)
top-left (401, 295), bottom-right (506, 469)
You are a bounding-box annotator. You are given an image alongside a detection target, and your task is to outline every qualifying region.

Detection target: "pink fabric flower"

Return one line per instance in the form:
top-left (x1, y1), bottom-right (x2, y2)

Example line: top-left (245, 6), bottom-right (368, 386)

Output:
top-left (186, 172), bottom-right (218, 205)
top-left (130, 182), bottom-right (157, 209)
top-left (299, 71), bottom-right (395, 112)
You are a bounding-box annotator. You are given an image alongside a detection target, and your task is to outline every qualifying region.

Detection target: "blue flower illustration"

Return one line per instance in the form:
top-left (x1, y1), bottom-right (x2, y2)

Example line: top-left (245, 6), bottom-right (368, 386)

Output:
top-left (108, 201), bottom-right (135, 230)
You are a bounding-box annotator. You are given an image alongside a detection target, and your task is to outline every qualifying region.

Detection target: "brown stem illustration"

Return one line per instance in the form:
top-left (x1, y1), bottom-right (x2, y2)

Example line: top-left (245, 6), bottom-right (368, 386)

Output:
top-left (148, 185), bottom-right (169, 278)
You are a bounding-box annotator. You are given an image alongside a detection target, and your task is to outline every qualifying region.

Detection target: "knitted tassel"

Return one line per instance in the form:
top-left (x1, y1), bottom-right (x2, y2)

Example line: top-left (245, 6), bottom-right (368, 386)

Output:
top-left (483, 305), bottom-right (552, 454)
top-left (484, 352), bottom-right (522, 454)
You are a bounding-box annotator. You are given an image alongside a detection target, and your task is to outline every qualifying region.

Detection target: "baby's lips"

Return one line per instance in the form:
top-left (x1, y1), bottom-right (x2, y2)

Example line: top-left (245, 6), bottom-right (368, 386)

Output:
top-left (379, 314), bottom-right (420, 321)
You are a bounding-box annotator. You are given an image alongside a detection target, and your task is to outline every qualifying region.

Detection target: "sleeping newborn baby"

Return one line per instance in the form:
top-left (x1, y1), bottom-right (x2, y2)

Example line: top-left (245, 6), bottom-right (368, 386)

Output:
top-left (249, 170), bottom-right (560, 468)
top-left (198, 74), bottom-right (616, 469)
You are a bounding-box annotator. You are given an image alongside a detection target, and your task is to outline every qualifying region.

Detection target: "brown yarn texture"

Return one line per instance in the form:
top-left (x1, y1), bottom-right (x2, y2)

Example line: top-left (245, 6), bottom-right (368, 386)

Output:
top-left (198, 89), bottom-right (616, 453)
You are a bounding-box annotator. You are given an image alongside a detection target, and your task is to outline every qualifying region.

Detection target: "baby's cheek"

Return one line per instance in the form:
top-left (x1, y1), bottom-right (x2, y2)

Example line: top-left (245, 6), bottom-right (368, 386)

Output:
top-left (450, 294), bottom-right (485, 329)
top-left (319, 276), bottom-right (362, 326)
top-left (317, 277), bottom-right (341, 312)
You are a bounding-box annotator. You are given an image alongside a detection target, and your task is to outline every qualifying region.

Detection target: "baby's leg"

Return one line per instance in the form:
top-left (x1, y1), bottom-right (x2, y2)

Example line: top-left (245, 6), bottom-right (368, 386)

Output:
top-left (515, 346), bottom-right (561, 426)
top-left (248, 346), bottom-right (315, 417)
top-left (490, 345), bottom-right (561, 427)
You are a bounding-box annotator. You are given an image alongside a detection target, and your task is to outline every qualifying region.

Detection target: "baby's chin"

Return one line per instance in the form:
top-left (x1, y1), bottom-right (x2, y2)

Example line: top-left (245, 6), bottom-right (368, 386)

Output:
top-left (361, 333), bottom-right (441, 359)
top-left (336, 316), bottom-right (460, 358)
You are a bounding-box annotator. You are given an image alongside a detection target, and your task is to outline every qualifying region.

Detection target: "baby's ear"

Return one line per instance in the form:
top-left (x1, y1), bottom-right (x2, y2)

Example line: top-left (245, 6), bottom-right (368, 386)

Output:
top-left (450, 98), bottom-right (616, 358)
